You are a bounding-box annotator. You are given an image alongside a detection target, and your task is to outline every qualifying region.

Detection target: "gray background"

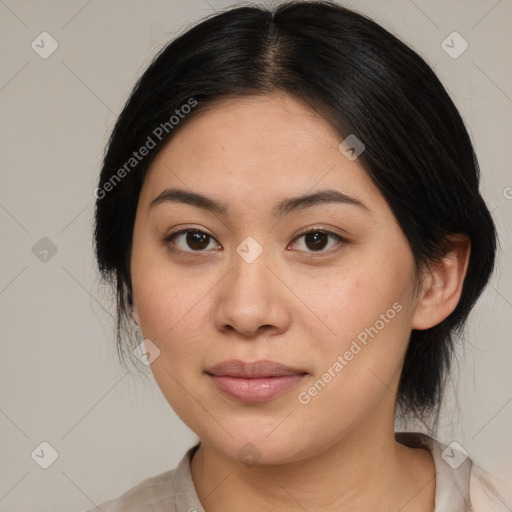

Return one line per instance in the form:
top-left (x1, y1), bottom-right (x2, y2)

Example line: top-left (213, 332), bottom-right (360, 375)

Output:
top-left (0, 0), bottom-right (511, 510)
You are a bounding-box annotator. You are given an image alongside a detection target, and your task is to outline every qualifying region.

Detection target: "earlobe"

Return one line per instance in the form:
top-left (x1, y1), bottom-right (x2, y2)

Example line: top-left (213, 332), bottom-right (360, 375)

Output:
top-left (412, 234), bottom-right (471, 330)
top-left (132, 298), bottom-right (141, 326)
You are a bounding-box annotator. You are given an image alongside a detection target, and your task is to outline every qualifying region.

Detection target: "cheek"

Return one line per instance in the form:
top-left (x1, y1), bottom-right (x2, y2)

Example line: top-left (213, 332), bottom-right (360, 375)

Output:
top-left (293, 275), bottom-right (411, 428)
top-left (131, 257), bottom-right (221, 405)
top-left (133, 264), bottom-right (211, 419)
top-left (289, 251), bottom-right (416, 411)
top-left (134, 274), bottom-right (212, 363)
top-left (131, 239), bottom-right (205, 337)
top-left (290, 253), bottom-right (413, 346)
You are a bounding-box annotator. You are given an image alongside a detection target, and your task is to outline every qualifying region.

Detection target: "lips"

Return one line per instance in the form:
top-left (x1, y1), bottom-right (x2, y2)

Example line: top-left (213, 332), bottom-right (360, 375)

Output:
top-left (205, 359), bottom-right (308, 378)
top-left (205, 359), bottom-right (308, 403)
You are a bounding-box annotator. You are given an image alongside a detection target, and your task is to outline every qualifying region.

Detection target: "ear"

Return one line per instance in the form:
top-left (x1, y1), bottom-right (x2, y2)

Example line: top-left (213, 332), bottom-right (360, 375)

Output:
top-left (132, 295), bottom-right (141, 326)
top-left (412, 234), bottom-right (471, 330)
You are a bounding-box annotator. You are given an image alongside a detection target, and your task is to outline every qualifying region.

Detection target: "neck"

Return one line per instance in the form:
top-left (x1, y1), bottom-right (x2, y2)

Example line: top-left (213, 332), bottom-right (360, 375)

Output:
top-left (190, 424), bottom-right (436, 512)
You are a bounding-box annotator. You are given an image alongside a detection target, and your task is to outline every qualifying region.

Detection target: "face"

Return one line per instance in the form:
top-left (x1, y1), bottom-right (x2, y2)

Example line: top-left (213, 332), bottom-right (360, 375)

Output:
top-left (130, 92), bottom-right (422, 464)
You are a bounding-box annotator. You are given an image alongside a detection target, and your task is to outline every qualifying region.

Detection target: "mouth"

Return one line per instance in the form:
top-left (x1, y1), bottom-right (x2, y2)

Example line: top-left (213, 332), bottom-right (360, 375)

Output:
top-left (205, 359), bottom-right (308, 403)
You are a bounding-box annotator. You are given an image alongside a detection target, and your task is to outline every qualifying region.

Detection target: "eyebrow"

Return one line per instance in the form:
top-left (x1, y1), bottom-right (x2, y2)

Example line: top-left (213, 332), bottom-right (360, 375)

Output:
top-left (149, 187), bottom-right (369, 217)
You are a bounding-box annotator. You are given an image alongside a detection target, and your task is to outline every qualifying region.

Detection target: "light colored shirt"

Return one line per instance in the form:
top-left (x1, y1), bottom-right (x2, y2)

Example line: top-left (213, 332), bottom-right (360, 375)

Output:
top-left (83, 432), bottom-right (507, 511)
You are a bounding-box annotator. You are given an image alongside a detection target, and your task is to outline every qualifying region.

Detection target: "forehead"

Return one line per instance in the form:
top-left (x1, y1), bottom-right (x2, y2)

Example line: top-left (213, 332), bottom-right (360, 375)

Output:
top-left (139, 92), bottom-right (385, 213)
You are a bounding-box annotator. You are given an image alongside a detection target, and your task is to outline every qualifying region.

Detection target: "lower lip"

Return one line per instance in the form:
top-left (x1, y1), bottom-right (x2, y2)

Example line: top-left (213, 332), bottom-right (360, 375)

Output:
top-left (208, 374), bottom-right (306, 403)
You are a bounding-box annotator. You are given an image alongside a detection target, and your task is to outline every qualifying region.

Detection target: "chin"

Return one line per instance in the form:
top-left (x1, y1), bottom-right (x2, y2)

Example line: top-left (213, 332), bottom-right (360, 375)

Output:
top-left (197, 426), bottom-right (315, 466)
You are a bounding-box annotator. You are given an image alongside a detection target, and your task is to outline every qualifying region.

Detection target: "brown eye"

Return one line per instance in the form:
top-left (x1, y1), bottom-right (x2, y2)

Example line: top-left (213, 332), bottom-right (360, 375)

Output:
top-left (291, 230), bottom-right (344, 253)
top-left (165, 229), bottom-right (219, 252)
top-left (304, 232), bottom-right (329, 251)
top-left (185, 231), bottom-right (210, 250)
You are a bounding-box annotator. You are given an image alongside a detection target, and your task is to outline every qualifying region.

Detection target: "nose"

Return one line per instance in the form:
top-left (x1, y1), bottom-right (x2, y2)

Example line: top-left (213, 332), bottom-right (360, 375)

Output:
top-left (213, 244), bottom-right (292, 339)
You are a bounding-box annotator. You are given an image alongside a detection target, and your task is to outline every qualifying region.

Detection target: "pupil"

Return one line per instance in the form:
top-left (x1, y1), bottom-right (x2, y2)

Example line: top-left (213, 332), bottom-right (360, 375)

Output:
top-left (184, 231), bottom-right (328, 251)
top-left (187, 231), bottom-right (209, 250)
top-left (305, 232), bottom-right (328, 251)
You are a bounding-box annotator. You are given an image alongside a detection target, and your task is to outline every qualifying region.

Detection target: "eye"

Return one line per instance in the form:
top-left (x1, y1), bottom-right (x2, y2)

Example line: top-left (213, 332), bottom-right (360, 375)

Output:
top-left (164, 227), bottom-right (346, 256)
top-left (289, 229), bottom-right (345, 253)
top-left (164, 228), bottom-right (220, 253)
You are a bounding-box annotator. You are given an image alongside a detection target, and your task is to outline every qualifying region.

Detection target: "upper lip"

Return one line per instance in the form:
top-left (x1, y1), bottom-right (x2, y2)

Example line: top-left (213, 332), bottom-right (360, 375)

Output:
top-left (205, 359), bottom-right (308, 378)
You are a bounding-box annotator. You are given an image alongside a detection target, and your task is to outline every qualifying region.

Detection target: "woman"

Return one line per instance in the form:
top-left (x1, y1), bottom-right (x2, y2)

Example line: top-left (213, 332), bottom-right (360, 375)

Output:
top-left (89, 1), bottom-right (506, 510)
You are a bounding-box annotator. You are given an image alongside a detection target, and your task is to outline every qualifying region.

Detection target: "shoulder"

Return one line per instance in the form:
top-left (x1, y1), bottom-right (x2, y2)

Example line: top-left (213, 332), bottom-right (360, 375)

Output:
top-left (469, 464), bottom-right (511, 512)
top-left (395, 432), bottom-right (511, 512)
top-left (82, 468), bottom-right (178, 512)
top-left (80, 443), bottom-right (202, 512)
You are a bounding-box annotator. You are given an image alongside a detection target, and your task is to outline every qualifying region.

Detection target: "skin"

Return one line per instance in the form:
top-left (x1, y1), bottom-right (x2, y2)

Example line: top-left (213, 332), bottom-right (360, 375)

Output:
top-left (130, 91), bottom-right (470, 512)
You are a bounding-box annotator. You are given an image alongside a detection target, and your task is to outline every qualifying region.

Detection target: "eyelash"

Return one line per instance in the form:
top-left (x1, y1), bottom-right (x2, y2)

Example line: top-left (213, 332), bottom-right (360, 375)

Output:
top-left (163, 225), bottom-right (346, 257)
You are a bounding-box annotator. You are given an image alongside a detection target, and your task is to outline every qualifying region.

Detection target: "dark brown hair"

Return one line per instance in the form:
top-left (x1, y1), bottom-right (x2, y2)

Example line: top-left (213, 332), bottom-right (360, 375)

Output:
top-left (94, 1), bottom-right (497, 429)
